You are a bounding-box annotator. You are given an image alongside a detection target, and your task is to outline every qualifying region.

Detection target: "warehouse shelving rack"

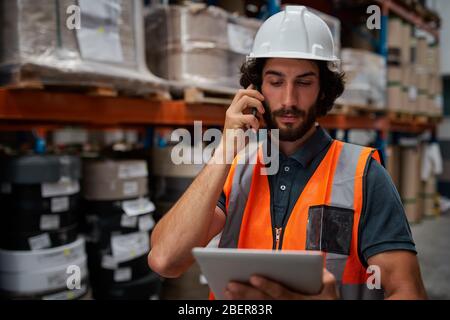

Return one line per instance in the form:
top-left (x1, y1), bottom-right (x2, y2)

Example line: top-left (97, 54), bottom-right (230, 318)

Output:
top-left (0, 0), bottom-right (442, 148)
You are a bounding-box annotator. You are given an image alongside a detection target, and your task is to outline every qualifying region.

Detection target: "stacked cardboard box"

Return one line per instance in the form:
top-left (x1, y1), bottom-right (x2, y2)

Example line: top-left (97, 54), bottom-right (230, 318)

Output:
top-left (387, 145), bottom-right (401, 190)
top-left (387, 17), bottom-right (442, 117)
top-left (400, 146), bottom-right (422, 223)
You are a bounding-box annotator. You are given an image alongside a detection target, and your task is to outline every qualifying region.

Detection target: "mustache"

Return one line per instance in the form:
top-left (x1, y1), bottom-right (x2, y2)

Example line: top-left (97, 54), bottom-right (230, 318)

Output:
top-left (271, 108), bottom-right (305, 117)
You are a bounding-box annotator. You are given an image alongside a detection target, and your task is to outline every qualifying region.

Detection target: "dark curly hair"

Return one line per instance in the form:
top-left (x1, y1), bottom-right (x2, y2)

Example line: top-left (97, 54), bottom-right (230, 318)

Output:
top-left (239, 58), bottom-right (345, 117)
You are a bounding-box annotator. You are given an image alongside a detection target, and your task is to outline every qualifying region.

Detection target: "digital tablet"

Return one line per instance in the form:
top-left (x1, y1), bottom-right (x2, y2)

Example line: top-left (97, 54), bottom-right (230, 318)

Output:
top-left (192, 247), bottom-right (323, 300)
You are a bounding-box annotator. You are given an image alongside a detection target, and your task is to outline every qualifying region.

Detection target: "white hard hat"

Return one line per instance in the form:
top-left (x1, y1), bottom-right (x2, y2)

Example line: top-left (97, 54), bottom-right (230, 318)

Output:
top-left (248, 6), bottom-right (339, 62)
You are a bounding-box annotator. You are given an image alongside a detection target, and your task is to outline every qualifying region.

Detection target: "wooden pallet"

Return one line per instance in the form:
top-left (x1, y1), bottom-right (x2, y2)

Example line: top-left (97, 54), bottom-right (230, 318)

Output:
top-left (1, 67), bottom-right (171, 100)
top-left (387, 111), bottom-right (442, 124)
top-left (331, 104), bottom-right (383, 116)
top-left (184, 86), bottom-right (236, 105)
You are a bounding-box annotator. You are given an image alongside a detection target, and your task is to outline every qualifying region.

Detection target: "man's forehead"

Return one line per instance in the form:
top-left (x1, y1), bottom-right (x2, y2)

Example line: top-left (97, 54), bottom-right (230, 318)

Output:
top-left (263, 58), bottom-right (318, 76)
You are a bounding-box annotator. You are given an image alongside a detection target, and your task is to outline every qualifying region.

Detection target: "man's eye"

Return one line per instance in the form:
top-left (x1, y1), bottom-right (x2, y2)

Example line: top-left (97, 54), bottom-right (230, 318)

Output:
top-left (296, 81), bottom-right (312, 86)
top-left (270, 82), bottom-right (282, 86)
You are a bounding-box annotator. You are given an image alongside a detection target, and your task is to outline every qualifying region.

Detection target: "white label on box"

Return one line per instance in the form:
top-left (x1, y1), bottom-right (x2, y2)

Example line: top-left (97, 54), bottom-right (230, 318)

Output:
top-left (29, 233), bottom-right (51, 250)
top-left (114, 267), bottom-right (132, 282)
top-left (120, 214), bottom-right (138, 228)
top-left (51, 196), bottom-right (70, 213)
top-left (123, 181), bottom-right (138, 197)
top-left (77, 0), bottom-right (124, 63)
top-left (122, 198), bottom-right (155, 216)
top-left (408, 86), bottom-right (418, 101)
top-left (42, 180), bottom-right (79, 198)
top-left (118, 163), bottom-right (148, 179)
top-left (138, 214), bottom-right (155, 232)
top-left (101, 255), bottom-right (118, 269)
top-left (111, 231), bottom-right (149, 263)
top-left (227, 23), bottom-right (255, 54)
top-left (40, 215), bottom-right (61, 230)
top-left (37, 247), bottom-right (82, 267)
top-left (1, 183), bottom-right (12, 194)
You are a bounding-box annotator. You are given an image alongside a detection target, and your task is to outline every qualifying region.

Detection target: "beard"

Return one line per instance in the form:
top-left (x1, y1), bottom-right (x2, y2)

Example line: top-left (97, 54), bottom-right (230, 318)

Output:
top-left (262, 101), bottom-right (318, 142)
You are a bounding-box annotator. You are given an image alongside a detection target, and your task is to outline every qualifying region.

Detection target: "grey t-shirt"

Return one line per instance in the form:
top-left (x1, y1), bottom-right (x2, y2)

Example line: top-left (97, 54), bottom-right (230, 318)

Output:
top-left (217, 126), bottom-right (416, 267)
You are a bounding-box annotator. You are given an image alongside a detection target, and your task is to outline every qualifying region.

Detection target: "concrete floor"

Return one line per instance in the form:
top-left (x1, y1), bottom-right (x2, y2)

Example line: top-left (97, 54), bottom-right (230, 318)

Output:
top-left (411, 213), bottom-right (450, 299)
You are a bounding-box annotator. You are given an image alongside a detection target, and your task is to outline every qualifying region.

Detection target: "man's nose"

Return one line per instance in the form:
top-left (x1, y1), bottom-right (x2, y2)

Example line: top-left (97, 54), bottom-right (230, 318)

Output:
top-left (281, 83), bottom-right (298, 108)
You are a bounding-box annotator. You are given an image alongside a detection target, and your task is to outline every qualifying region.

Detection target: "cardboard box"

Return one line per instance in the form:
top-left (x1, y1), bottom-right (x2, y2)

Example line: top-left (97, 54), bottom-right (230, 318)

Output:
top-left (387, 145), bottom-right (401, 190)
top-left (400, 146), bottom-right (421, 223)
top-left (423, 175), bottom-right (437, 217)
top-left (416, 37), bottom-right (428, 66)
top-left (387, 67), bottom-right (402, 111)
top-left (402, 23), bottom-right (412, 64)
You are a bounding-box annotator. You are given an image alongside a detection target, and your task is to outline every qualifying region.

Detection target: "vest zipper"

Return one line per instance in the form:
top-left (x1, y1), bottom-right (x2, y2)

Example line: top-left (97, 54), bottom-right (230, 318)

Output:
top-left (275, 227), bottom-right (282, 250)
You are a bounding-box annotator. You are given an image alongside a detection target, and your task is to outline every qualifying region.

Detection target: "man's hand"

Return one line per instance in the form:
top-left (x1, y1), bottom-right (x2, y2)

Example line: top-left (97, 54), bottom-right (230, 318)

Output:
top-left (224, 85), bottom-right (265, 132)
top-left (224, 268), bottom-right (339, 300)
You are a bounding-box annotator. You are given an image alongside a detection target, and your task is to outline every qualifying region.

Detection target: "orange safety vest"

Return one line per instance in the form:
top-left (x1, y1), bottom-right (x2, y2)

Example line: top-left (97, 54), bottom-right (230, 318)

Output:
top-left (212, 139), bottom-right (384, 300)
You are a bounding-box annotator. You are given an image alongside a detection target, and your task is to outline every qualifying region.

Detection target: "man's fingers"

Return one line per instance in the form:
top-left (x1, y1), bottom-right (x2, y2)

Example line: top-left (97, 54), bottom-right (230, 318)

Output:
top-left (236, 96), bottom-right (265, 115)
top-left (226, 282), bottom-right (270, 300)
top-left (249, 276), bottom-right (293, 300)
top-left (231, 88), bottom-right (265, 109)
top-left (241, 114), bottom-right (259, 131)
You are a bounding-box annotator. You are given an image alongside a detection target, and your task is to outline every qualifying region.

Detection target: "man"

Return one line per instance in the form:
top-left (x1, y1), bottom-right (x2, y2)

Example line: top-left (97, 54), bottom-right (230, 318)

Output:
top-left (148, 6), bottom-right (427, 300)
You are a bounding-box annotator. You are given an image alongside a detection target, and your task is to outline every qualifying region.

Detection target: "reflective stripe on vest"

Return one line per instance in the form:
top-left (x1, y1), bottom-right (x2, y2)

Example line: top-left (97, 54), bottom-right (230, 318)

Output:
top-left (218, 140), bottom-right (384, 300)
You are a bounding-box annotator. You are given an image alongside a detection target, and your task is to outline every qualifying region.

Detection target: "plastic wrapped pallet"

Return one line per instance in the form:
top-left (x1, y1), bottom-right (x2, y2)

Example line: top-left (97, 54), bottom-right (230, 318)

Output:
top-left (338, 49), bottom-right (386, 109)
top-left (145, 4), bottom-right (231, 87)
top-left (0, 0), bottom-right (166, 95)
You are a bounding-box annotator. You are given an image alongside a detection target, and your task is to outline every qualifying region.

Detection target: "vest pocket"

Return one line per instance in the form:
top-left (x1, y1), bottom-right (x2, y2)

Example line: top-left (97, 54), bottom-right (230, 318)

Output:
top-left (306, 205), bottom-right (354, 255)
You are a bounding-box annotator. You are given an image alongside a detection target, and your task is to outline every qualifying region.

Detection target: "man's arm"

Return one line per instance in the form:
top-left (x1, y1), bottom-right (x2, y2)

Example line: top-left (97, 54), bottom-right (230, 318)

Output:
top-left (367, 251), bottom-right (427, 299)
top-left (148, 87), bottom-right (265, 278)
top-left (148, 160), bottom-right (229, 278)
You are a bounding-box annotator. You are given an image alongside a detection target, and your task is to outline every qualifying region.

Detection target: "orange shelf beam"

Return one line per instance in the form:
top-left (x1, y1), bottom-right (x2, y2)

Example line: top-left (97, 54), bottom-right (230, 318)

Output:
top-left (0, 89), bottom-right (439, 134)
top-left (0, 89), bottom-right (226, 127)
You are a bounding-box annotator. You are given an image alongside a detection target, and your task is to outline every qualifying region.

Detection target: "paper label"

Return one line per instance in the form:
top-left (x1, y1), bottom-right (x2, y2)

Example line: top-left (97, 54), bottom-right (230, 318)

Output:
top-left (118, 163), bottom-right (148, 179)
top-left (123, 181), bottom-right (138, 197)
top-left (77, 0), bottom-right (124, 63)
top-left (138, 214), bottom-right (155, 232)
top-left (41, 180), bottom-right (79, 198)
top-left (29, 233), bottom-right (51, 250)
top-left (114, 267), bottom-right (132, 282)
top-left (122, 198), bottom-right (155, 216)
top-left (120, 214), bottom-right (138, 228)
top-left (111, 232), bottom-right (149, 263)
top-left (51, 196), bottom-right (70, 213)
top-left (40, 215), bottom-right (61, 230)
top-left (101, 255), bottom-right (118, 269)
